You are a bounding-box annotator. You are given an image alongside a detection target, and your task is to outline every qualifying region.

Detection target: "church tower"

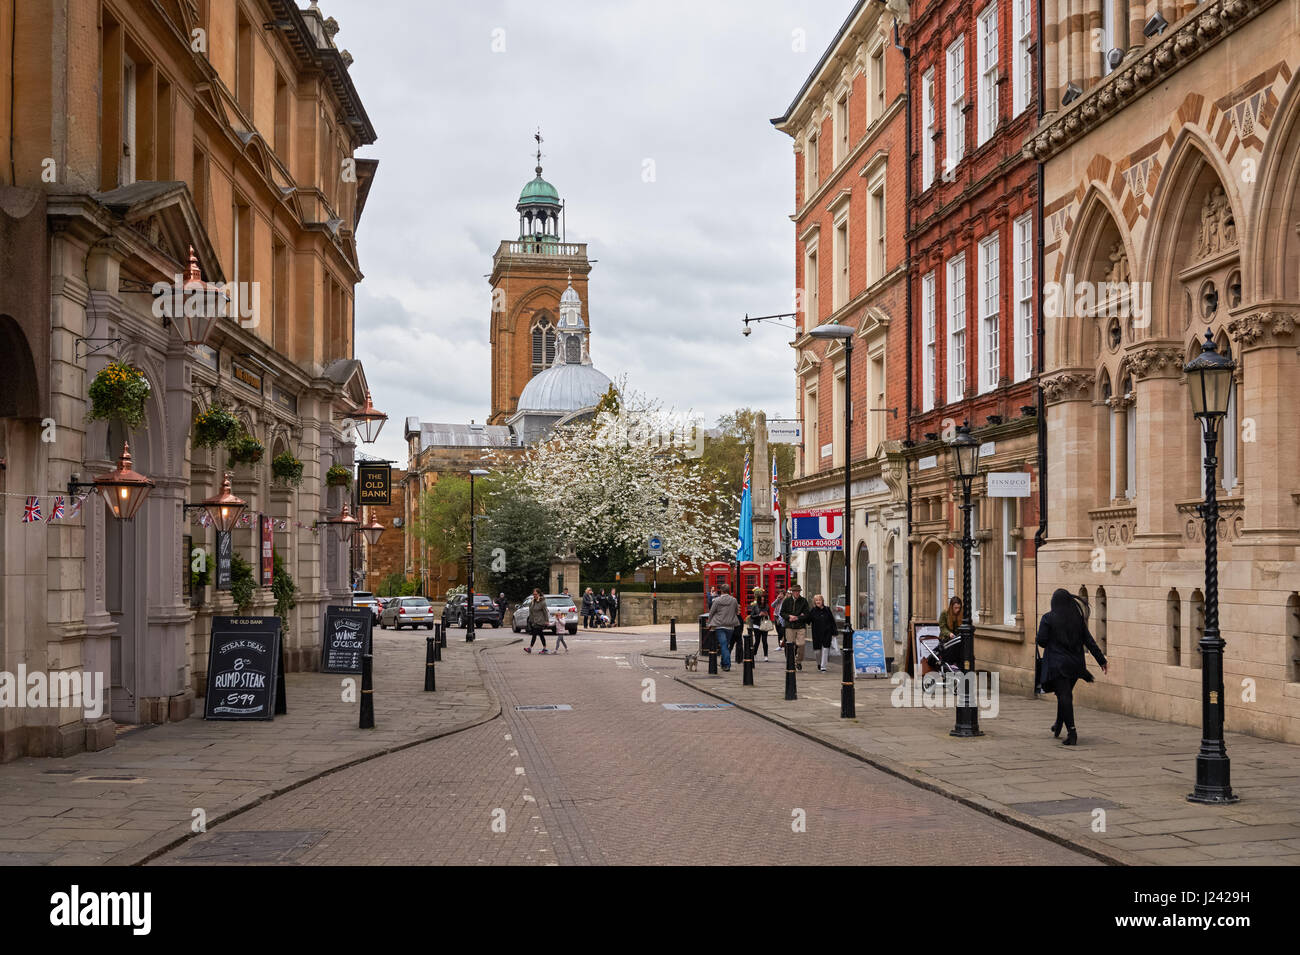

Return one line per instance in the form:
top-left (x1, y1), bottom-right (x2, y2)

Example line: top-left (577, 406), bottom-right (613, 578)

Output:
top-left (489, 135), bottom-right (592, 424)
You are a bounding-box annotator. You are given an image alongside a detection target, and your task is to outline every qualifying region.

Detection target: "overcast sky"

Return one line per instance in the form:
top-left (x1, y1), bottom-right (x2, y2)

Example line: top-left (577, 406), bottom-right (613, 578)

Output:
top-left (333, 0), bottom-right (850, 465)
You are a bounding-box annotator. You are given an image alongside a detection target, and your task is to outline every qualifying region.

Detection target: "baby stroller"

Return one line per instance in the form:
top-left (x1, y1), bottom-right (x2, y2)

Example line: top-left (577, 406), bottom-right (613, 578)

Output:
top-left (919, 633), bottom-right (964, 675)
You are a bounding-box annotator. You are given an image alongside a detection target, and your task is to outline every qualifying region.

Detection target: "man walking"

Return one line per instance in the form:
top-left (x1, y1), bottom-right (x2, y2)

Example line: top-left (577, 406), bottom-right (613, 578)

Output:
top-left (581, 587), bottom-right (598, 630)
top-left (704, 583), bottom-right (741, 671)
top-left (780, 584), bottom-right (812, 671)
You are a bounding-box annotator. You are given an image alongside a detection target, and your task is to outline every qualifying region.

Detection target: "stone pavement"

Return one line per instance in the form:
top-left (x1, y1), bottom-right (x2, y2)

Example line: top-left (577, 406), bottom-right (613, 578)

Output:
top-left (644, 627), bottom-right (1300, 865)
top-left (153, 630), bottom-right (1091, 865)
top-left (0, 628), bottom-right (507, 866)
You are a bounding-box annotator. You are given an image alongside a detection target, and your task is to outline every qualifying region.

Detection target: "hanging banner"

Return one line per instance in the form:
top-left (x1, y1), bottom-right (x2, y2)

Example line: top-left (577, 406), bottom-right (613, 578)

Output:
top-left (261, 514), bottom-right (273, 586)
top-left (790, 508), bottom-right (843, 550)
top-left (216, 531), bottom-right (232, 591)
top-left (357, 464), bottom-right (391, 506)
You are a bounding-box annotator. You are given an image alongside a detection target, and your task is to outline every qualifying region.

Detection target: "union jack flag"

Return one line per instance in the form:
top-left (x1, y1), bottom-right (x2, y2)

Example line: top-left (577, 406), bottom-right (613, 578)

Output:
top-left (22, 496), bottom-right (41, 523)
top-left (48, 496), bottom-right (65, 522)
top-left (198, 510), bottom-right (212, 528)
top-left (742, 452), bottom-right (750, 491)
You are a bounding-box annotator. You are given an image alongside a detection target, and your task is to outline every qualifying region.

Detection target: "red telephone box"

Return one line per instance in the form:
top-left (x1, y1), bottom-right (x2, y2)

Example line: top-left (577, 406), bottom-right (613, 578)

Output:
top-left (763, 561), bottom-right (790, 607)
top-left (703, 562), bottom-right (733, 609)
top-left (738, 562), bottom-right (762, 608)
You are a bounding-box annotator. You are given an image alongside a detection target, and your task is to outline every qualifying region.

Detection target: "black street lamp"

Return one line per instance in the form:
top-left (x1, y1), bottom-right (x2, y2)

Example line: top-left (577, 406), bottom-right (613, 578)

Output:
top-left (1184, 330), bottom-right (1238, 804)
top-left (466, 468), bottom-right (489, 643)
top-left (808, 321), bottom-right (855, 719)
top-left (949, 421), bottom-right (984, 737)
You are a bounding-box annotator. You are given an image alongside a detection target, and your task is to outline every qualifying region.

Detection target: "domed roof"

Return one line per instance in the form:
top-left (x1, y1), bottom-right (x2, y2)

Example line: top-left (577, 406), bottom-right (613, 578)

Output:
top-left (560, 281), bottom-right (581, 306)
top-left (518, 168), bottom-right (561, 208)
top-left (516, 362), bottom-right (612, 413)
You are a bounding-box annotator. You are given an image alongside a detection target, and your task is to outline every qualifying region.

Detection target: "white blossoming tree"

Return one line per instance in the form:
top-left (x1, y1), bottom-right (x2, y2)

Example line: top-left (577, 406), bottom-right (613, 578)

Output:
top-left (504, 387), bottom-right (735, 575)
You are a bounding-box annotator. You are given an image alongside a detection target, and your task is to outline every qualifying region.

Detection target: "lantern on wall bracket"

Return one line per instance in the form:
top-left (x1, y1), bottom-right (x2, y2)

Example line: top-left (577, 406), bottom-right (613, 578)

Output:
top-left (165, 246), bottom-right (228, 348)
top-left (360, 512), bottom-right (385, 548)
top-left (324, 503), bottom-right (360, 543)
top-left (68, 441), bottom-right (156, 520)
top-left (349, 390), bottom-right (388, 444)
top-left (183, 471), bottom-right (248, 533)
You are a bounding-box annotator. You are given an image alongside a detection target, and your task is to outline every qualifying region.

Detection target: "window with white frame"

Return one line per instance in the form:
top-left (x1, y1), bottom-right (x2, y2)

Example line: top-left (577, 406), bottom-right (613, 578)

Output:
top-left (946, 253), bottom-right (967, 403)
top-left (1013, 0), bottom-right (1032, 115)
top-left (121, 54), bottom-right (138, 186)
top-left (870, 43), bottom-right (886, 123)
top-left (805, 385), bottom-right (819, 474)
top-left (805, 241), bottom-right (819, 325)
top-left (978, 233), bottom-right (1000, 393)
top-left (1003, 497), bottom-right (1018, 625)
top-left (1013, 213), bottom-right (1033, 382)
top-left (922, 271), bottom-right (937, 412)
top-left (922, 68), bottom-right (937, 190)
top-left (807, 131), bottom-right (820, 191)
top-left (869, 180), bottom-right (886, 283)
top-left (833, 219), bottom-right (849, 310)
top-left (836, 94), bottom-right (849, 163)
top-left (869, 352), bottom-right (885, 454)
top-left (946, 37), bottom-right (966, 172)
top-left (833, 367), bottom-right (845, 469)
top-left (977, 3), bottom-right (999, 145)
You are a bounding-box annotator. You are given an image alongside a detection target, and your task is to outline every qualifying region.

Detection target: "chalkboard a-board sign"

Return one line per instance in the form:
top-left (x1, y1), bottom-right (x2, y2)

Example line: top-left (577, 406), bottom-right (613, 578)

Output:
top-left (320, 605), bottom-right (373, 674)
top-left (204, 616), bottom-right (282, 720)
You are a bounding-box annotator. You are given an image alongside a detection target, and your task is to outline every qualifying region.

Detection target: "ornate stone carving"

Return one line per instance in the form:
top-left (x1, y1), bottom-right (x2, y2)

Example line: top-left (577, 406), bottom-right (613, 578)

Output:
top-left (1041, 372), bottom-right (1092, 403)
top-left (1227, 310), bottom-right (1297, 348)
top-left (1195, 186), bottom-right (1237, 259)
top-left (1105, 241), bottom-right (1130, 284)
top-left (1128, 345), bottom-right (1185, 379)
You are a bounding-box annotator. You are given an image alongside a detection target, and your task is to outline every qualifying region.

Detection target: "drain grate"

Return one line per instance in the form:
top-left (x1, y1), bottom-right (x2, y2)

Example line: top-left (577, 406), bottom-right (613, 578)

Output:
top-left (1010, 797), bottom-right (1122, 817)
top-left (41, 769), bottom-right (77, 775)
top-left (662, 703), bottom-right (734, 710)
top-left (514, 704), bottom-right (572, 711)
top-left (75, 774), bottom-right (147, 783)
top-left (179, 830), bottom-right (327, 863)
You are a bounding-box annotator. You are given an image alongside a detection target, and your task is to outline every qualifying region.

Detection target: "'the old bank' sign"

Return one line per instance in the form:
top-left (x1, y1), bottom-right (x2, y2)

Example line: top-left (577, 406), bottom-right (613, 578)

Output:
top-left (357, 464), bottom-right (391, 506)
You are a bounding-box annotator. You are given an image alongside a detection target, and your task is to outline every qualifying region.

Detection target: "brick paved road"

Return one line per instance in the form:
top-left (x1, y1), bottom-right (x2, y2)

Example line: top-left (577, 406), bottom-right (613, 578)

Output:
top-left (154, 633), bottom-right (1095, 865)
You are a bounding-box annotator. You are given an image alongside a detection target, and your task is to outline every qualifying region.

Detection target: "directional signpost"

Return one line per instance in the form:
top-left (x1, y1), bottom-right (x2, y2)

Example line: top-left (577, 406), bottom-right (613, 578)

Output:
top-left (649, 535), bottom-right (663, 625)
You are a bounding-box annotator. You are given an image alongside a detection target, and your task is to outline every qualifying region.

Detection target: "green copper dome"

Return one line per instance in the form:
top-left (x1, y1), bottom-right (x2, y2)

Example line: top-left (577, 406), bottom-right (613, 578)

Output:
top-left (518, 167), bottom-right (561, 208)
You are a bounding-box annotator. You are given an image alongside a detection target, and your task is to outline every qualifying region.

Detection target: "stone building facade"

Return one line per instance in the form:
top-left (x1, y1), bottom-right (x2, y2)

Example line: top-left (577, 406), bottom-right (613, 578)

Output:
top-left (1024, 0), bottom-right (1300, 741)
top-left (903, 0), bottom-right (1043, 675)
top-left (0, 0), bottom-right (377, 759)
top-left (773, 0), bottom-right (910, 651)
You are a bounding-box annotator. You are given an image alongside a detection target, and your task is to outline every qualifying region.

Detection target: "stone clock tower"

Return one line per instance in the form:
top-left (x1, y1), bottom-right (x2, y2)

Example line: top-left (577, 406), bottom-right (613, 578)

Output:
top-left (488, 145), bottom-right (592, 424)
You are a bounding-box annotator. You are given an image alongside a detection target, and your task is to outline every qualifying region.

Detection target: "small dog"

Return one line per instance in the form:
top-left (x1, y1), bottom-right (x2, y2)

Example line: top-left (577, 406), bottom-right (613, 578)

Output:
top-left (684, 653), bottom-right (698, 671)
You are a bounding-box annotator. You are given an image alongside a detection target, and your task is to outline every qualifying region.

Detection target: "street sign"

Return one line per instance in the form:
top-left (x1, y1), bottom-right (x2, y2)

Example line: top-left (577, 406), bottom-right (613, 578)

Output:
top-left (767, 421), bottom-right (802, 444)
top-left (987, 471), bottom-right (1031, 497)
top-left (790, 509), bottom-right (843, 550)
top-left (357, 464), bottom-right (391, 506)
top-left (648, 535), bottom-right (663, 554)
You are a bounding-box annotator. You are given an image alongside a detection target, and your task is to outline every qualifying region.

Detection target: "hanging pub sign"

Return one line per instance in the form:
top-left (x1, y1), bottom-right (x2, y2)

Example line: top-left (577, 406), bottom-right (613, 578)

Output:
top-left (260, 514), bottom-right (273, 586)
top-left (357, 464), bottom-right (391, 506)
top-left (216, 530), bottom-right (232, 590)
top-left (203, 616), bottom-right (284, 720)
top-left (790, 508), bottom-right (843, 550)
top-left (320, 605), bottom-right (373, 674)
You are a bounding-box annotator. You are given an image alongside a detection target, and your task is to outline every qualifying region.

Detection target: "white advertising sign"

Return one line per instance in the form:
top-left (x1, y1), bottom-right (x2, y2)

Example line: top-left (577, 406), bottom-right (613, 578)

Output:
top-left (767, 422), bottom-right (803, 444)
top-left (986, 472), bottom-right (1031, 497)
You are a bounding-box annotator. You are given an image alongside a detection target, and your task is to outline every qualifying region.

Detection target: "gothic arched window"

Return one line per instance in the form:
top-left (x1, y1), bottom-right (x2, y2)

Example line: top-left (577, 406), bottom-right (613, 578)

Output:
top-left (531, 316), bottom-right (555, 374)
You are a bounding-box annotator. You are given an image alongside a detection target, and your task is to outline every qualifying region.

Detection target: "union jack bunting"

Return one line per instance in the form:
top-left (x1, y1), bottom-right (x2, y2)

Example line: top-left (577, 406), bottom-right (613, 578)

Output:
top-left (22, 496), bottom-right (41, 523)
top-left (198, 510), bottom-right (212, 528)
top-left (47, 496), bottom-right (65, 522)
top-left (68, 494), bottom-right (86, 518)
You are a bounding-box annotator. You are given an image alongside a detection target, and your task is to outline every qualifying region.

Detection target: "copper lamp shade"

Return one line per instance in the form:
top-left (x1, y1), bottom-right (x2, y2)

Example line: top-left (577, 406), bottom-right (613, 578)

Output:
top-left (328, 503), bottom-right (360, 542)
top-left (94, 442), bottom-right (156, 520)
top-left (202, 471), bottom-right (247, 533)
top-left (350, 390), bottom-right (388, 444)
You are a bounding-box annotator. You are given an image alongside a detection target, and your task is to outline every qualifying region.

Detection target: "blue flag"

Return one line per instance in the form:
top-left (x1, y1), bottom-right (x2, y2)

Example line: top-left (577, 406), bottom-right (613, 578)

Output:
top-left (737, 451), bottom-right (753, 561)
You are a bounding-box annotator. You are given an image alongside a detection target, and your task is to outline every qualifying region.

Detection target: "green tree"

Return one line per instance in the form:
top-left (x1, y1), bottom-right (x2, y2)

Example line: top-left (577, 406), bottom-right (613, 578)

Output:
top-left (377, 571), bottom-right (419, 597)
top-left (413, 472), bottom-right (502, 567)
top-left (476, 485), bottom-right (557, 601)
top-left (698, 408), bottom-right (797, 538)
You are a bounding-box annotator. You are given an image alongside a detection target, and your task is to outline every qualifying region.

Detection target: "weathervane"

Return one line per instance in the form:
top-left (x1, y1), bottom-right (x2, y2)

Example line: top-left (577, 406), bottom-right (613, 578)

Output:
top-left (534, 127), bottom-right (544, 173)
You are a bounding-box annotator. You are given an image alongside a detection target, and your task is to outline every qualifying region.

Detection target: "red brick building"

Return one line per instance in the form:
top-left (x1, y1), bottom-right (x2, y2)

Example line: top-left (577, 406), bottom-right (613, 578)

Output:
top-left (773, 0), bottom-right (911, 649)
top-left (904, 0), bottom-right (1042, 669)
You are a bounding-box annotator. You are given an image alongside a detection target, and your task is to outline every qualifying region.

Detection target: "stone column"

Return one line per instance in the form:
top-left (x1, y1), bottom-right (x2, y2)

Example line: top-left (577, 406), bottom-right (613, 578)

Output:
top-left (752, 411), bottom-right (774, 561)
top-left (1041, 371), bottom-right (1096, 541)
top-left (1130, 344), bottom-right (1189, 545)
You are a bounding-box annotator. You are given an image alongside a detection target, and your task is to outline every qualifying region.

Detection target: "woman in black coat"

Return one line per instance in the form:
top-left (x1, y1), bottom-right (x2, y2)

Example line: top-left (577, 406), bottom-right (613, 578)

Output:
top-left (1036, 588), bottom-right (1108, 746)
top-left (808, 595), bottom-right (838, 672)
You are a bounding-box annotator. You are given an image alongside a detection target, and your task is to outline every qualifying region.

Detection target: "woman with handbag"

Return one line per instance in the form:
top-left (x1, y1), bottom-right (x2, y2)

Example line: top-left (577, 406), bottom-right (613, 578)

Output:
top-left (1036, 588), bottom-right (1108, 746)
top-left (809, 594), bottom-right (837, 672)
top-left (748, 588), bottom-right (772, 661)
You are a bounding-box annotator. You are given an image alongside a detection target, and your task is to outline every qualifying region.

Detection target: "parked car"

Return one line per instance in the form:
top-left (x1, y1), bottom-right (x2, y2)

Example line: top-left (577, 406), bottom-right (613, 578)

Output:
top-left (353, 591), bottom-right (381, 623)
top-left (513, 593), bottom-right (579, 635)
top-left (444, 594), bottom-right (501, 629)
top-left (833, 594), bottom-right (848, 631)
top-left (379, 596), bottom-right (434, 630)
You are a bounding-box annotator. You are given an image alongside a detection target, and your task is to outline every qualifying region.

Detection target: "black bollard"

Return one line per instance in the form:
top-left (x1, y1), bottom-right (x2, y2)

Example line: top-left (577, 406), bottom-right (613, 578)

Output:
top-left (669, 617), bottom-right (677, 652)
top-left (424, 637), bottom-right (437, 692)
top-left (707, 631), bottom-right (718, 675)
top-left (360, 653), bottom-right (375, 728)
top-left (436, 620), bottom-right (446, 648)
top-left (840, 626), bottom-right (856, 718)
top-left (742, 629), bottom-right (754, 686)
top-left (433, 632), bottom-right (442, 662)
top-left (784, 640), bottom-right (797, 701)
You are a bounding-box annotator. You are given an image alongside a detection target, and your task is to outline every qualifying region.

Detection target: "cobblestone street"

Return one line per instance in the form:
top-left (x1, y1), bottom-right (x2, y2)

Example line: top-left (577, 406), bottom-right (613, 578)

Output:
top-left (153, 630), bottom-right (1093, 865)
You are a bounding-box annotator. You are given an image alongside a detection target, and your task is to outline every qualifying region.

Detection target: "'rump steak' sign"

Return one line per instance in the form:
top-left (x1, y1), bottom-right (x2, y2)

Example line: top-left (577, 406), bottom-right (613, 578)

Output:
top-left (203, 616), bottom-right (283, 721)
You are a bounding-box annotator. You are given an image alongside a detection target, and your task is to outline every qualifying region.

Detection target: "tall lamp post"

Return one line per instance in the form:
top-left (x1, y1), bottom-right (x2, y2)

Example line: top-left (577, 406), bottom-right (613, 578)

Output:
top-left (1184, 331), bottom-right (1238, 804)
top-left (466, 468), bottom-right (489, 643)
top-left (808, 322), bottom-right (855, 719)
top-left (949, 421), bottom-right (984, 737)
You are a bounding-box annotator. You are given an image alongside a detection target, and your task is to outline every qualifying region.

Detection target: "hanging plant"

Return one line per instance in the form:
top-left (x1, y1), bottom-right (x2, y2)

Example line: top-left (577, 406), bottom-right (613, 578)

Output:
top-left (227, 433), bottom-right (265, 468)
top-left (87, 361), bottom-right (151, 430)
top-left (271, 451), bottom-right (304, 488)
top-left (229, 553), bottom-right (255, 613)
top-left (325, 464), bottom-right (353, 489)
top-left (272, 552), bottom-right (298, 633)
top-left (194, 404), bottom-right (243, 450)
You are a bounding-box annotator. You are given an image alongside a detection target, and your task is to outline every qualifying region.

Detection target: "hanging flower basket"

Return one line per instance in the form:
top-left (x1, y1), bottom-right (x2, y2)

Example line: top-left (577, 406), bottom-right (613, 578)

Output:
top-left (193, 405), bottom-right (243, 450)
top-left (227, 434), bottom-right (265, 468)
top-left (271, 451), bottom-right (304, 488)
top-left (87, 361), bottom-right (150, 430)
top-left (325, 464), bottom-right (353, 489)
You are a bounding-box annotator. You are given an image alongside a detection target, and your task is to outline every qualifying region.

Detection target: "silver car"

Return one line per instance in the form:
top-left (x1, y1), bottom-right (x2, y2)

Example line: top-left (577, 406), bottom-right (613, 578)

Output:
top-left (379, 596), bottom-right (434, 630)
top-left (512, 594), bottom-right (579, 635)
